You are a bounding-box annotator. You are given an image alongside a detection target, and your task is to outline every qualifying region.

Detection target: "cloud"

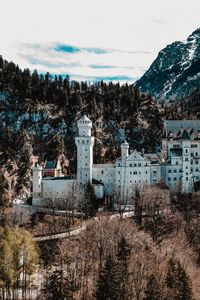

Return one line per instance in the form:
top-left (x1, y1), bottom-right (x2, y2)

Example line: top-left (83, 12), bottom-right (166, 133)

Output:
top-left (55, 43), bottom-right (109, 54)
top-left (16, 41), bottom-right (151, 83)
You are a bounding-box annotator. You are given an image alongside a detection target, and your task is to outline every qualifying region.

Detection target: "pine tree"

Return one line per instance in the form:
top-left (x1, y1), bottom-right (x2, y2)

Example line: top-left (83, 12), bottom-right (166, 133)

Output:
top-left (144, 274), bottom-right (162, 300)
top-left (176, 261), bottom-right (193, 300)
top-left (117, 237), bottom-right (131, 300)
top-left (94, 255), bottom-right (121, 300)
top-left (84, 182), bottom-right (97, 217)
top-left (165, 258), bottom-right (194, 300)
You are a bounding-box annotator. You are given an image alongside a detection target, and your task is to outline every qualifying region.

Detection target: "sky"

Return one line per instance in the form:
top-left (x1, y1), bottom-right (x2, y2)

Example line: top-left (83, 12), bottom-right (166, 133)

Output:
top-left (0, 0), bottom-right (200, 83)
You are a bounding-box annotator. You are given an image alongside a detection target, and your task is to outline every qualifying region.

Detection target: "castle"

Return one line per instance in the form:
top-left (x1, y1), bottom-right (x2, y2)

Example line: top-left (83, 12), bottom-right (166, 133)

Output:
top-left (32, 116), bottom-right (200, 207)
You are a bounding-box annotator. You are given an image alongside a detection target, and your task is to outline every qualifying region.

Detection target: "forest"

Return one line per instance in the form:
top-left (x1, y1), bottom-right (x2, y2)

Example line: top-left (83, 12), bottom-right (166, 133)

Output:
top-left (0, 55), bottom-right (200, 299)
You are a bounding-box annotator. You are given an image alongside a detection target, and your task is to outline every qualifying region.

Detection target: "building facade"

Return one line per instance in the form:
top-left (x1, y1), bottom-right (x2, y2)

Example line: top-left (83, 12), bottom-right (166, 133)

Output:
top-left (32, 117), bottom-right (200, 206)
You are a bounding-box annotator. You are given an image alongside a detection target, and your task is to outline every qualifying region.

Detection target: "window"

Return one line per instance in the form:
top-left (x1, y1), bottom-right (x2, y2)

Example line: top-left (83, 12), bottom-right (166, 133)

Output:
top-left (179, 169), bottom-right (182, 173)
top-left (176, 161), bottom-right (179, 165)
top-left (196, 152), bottom-right (198, 156)
top-left (129, 163), bottom-right (132, 167)
top-left (134, 164), bottom-right (137, 167)
top-left (195, 160), bottom-right (198, 164)
top-left (186, 177), bottom-right (188, 181)
top-left (101, 170), bottom-right (104, 174)
top-left (130, 171), bottom-right (132, 175)
top-left (191, 168), bottom-right (193, 172)
top-left (174, 170), bottom-right (177, 173)
top-left (168, 177), bottom-right (171, 181)
top-left (146, 171), bottom-right (148, 174)
top-left (191, 160), bottom-right (193, 165)
top-left (153, 170), bottom-right (157, 174)
top-left (174, 177), bottom-right (177, 181)
top-left (130, 180), bottom-right (132, 183)
top-left (85, 156), bottom-right (87, 159)
top-left (118, 171), bottom-right (120, 174)
top-left (191, 144), bottom-right (198, 148)
top-left (133, 171), bottom-right (137, 175)
top-left (186, 172), bottom-right (188, 175)
top-left (118, 180), bottom-right (120, 183)
top-left (186, 166), bottom-right (188, 169)
top-left (168, 170), bottom-right (171, 173)
top-left (196, 168), bottom-right (198, 172)
top-left (185, 158), bottom-right (189, 161)
top-left (85, 163), bottom-right (88, 166)
top-left (138, 163), bottom-right (141, 167)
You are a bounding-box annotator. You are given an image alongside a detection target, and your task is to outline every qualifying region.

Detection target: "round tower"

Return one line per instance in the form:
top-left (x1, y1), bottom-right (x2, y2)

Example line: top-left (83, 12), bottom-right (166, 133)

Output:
top-left (121, 140), bottom-right (129, 166)
top-left (32, 163), bottom-right (43, 205)
top-left (75, 115), bottom-right (94, 185)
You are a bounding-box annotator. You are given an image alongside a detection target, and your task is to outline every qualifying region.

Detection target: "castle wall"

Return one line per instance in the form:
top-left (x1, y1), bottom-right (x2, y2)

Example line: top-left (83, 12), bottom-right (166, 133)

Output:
top-left (92, 164), bottom-right (115, 195)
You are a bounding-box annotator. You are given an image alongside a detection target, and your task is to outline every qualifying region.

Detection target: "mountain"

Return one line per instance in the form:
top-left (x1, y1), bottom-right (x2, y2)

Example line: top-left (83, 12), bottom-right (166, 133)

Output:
top-left (136, 28), bottom-right (200, 101)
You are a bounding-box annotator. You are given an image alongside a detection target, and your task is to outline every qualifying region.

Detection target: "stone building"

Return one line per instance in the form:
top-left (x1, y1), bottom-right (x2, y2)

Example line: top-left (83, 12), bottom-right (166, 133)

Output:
top-left (32, 116), bottom-right (200, 206)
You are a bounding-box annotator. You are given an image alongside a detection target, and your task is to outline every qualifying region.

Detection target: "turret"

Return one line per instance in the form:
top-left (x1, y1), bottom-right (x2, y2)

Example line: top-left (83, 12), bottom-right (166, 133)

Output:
top-left (121, 140), bottom-right (129, 166)
top-left (75, 115), bottom-right (94, 185)
top-left (32, 163), bottom-right (43, 205)
top-left (77, 114), bottom-right (92, 137)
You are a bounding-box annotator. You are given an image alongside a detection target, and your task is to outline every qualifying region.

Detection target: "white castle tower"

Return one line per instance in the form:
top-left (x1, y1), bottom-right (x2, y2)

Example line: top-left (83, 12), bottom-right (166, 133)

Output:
top-left (121, 140), bottom-right (129, 166)
top-left (75, 115), bottom-right (94, 185)
top-left (32, 163), bottom-right (42, 205)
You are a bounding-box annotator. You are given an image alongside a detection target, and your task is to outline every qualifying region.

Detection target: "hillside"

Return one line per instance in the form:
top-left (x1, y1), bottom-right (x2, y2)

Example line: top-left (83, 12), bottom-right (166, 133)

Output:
top-left (136, 28), bottom-right (200, 101)
top-left (0, 56), bottom-right (166, 201)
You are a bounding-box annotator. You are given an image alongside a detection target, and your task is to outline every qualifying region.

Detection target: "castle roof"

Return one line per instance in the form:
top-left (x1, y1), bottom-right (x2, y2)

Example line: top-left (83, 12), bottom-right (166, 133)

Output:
top-left (43, 176), bottom-right (75, 181)
top-left (182, 129), bottom-right (191, 140)
top-left (164, 120), bottom-right (200, 136)
top-left (77, 114), bottom-right (91, 123)
top-left (44, 160), bottom-right (58, 169)
top-left (92, 178), bottom-right (104, 186)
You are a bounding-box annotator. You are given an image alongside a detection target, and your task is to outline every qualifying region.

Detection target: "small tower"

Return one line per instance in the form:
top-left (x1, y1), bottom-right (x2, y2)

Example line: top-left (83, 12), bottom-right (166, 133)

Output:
top-left (32, 163), bottom-right (43, 205)
top-left (121, 140), bottom-right (129, 166)
top-left (75, 115), bottom-right (94, 185)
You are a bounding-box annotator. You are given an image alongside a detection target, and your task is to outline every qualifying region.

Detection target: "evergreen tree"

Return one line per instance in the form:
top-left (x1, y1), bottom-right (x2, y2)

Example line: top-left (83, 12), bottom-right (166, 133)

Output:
top-left (165, 258), bottom-right (194, 300)
top-left (94, 255), bottom-right (121, 300)
top-left (43, 269), bottom-right (76, 300)
top-left (83, 182), bottom-right (98, 217)
top-left (144, 274), bottom-right (162, 300)
top-left (117, 237), bottom-right (131, 300)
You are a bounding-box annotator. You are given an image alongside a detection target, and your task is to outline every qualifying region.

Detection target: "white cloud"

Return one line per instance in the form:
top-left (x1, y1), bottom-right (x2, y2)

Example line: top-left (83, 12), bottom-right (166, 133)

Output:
top-left (0, 0), bottom-right (200, 82)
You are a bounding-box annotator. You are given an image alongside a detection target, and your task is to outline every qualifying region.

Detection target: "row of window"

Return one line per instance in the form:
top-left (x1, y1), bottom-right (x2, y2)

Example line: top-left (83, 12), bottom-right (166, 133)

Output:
top-left (168, 177), bottom-right (189, 182)
top-left (173, 144), bottom-right (198, 149)
top-left (118, 170), bottom-right (148, 175)
top-left (118, 179), bottom-right (148, 183)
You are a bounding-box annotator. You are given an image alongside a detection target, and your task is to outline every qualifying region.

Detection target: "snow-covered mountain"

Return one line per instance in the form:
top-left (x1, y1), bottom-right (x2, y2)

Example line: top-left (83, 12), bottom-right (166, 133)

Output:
top-left (136, 28), bottom-right (200, 101)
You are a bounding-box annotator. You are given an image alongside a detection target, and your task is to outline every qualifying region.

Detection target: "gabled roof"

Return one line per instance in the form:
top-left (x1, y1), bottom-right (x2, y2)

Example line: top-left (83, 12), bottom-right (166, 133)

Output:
top-left (182, 129), bottom-right (191, 140)
top-left (126, 149), bottom-right (147, 161)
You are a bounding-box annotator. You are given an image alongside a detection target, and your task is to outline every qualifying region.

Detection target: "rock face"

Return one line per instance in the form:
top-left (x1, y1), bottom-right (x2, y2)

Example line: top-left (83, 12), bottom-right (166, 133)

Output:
top-left (136, 28), bottom-right (200, 101)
